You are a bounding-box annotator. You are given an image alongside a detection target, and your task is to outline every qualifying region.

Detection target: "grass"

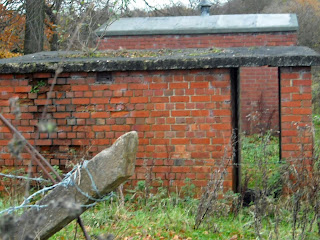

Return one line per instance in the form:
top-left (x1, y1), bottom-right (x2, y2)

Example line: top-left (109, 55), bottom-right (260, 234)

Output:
top-left (54, 128), bottom-right (320, 239)
top-left (313, 114), bottom-right (320, 156)
top-left (49, 193), bottom-right (319, 239)
top-left (241, 132), bottom-right (281, 191)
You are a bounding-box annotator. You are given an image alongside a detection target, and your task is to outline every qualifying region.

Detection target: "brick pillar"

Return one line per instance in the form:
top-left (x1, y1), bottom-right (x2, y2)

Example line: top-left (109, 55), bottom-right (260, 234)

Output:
top-left (280, 67), bottom-right (313, 162)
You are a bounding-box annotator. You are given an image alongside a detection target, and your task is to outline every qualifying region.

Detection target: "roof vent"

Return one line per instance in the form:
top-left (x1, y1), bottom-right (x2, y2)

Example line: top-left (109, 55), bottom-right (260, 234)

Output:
top-left (199, 0), bottom-right (212, 16)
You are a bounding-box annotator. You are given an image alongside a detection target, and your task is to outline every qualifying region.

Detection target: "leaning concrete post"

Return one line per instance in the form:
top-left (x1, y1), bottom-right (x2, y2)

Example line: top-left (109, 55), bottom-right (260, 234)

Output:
top-left (12, 131), bottom-right (138, 240)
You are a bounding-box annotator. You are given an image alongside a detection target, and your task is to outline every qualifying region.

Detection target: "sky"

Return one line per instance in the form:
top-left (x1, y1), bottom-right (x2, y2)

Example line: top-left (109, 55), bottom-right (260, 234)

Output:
top-left (130, 0), bottom-right (193, 9)
top-left (129, 0), bottom-right (227, 10)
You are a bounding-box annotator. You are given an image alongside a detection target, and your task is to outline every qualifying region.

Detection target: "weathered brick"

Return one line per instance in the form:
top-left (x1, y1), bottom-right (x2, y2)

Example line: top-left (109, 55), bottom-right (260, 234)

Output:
top-left (90, 98), bottom-right (110, 104)
top-left (91, 112), bottom-right (109, 118)
top-left (72, 98), bottom-right (90, 104)
top-left (71, 85), bottom-right (89, 91)
top-left (191, 96), bottom-right (210, 102)
top-left (171, 96), bottom-right (189, 102)
top-left (15, 86), bottom-right (32, 92)
top-left (33, 73), bottom-right (51, 78)
top-left (73, 112), bottom-right (90, 118)
top-left (131, 97), bottom-right (148, 103)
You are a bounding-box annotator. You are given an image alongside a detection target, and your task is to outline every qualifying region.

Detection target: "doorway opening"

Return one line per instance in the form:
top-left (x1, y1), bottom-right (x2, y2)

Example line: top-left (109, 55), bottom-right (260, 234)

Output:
top-left (232, 67), bottom-right (281, 197)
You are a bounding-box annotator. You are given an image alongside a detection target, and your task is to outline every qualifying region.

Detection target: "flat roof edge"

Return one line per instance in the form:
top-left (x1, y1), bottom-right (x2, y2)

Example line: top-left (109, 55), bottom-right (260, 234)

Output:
top-left (0, 47), bottom-right (319, 74)
top-left (99, 27), bottom-right (298, 37)
top-left (95, 14), bottom-right (299, 37)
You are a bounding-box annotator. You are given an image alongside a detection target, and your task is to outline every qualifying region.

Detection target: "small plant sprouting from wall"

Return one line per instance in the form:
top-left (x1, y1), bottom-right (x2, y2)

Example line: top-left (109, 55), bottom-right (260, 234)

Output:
top-left (30, 80), bottom-right (46, 93)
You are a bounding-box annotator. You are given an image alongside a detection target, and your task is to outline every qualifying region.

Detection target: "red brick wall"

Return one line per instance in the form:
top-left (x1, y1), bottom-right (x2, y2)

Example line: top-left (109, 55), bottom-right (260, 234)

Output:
top-left (240, 67), bottom-right (279, 134)
top-left (280, 67), bottom-right (313, 161)
top-left (97, 32), bottom-right (297, 50)
top-left (98, 32), bottom-right (297, 133)
top-left (0, 69), bottom-right (233, 190)
top-left (0, 66), bottom-right (314, 191)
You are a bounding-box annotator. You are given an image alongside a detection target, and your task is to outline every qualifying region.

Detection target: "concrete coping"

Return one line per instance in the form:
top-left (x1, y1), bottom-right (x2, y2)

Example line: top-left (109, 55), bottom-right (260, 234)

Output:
top-left (95, 14), bottom-right (299, 37)
top-left (0, 46), bottom-right (319, 74)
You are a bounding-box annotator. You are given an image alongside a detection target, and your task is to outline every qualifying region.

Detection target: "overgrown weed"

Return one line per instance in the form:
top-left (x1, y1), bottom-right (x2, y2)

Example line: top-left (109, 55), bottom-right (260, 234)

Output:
top-left (49, 129), bottom-right (320, 239)
top-left (2, 128), bottom-right (320, 239)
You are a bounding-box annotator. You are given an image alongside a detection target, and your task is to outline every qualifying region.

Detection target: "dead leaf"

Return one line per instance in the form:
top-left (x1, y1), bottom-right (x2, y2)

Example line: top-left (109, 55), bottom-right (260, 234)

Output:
top-left (229, 235), bottom-right (238, 240)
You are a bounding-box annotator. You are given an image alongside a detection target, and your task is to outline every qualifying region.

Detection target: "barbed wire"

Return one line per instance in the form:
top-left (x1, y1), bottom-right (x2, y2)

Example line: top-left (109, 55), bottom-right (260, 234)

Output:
top-left (0, 205), bottom-right (49, 215)
top-left (0, 173), bottom-right (49, 182)
top-left (0, 161), bottom-right (116, 216)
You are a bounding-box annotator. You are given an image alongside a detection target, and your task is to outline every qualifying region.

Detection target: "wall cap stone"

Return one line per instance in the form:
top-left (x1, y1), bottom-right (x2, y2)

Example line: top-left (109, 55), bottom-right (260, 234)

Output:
top-left (0, 46), bottom-right (319, 74)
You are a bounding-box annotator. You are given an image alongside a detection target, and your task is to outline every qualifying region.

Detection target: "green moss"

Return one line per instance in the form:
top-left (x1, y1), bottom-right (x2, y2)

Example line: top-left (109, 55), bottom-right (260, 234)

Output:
top-left (65, 48), bottom-right (225, 59)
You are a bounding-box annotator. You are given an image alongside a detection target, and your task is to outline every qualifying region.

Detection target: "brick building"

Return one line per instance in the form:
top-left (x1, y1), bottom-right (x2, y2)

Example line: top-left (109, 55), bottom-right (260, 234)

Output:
top-left (0, 46), bottom-right (318, 192)
top-left (95, 13), bottom-right (299, 134)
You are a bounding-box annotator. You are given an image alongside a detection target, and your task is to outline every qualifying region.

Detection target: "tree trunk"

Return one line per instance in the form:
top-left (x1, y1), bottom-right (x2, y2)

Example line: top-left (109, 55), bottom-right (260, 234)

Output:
top-left (24, 0), bottom-right (45, 54)
top-left (45, 0), bottom-right (63, 51)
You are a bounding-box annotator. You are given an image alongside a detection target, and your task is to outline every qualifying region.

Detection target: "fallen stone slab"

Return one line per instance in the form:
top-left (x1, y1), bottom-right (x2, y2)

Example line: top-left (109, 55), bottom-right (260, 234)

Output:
top-left (7, 131), bottom-right (138, 240)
